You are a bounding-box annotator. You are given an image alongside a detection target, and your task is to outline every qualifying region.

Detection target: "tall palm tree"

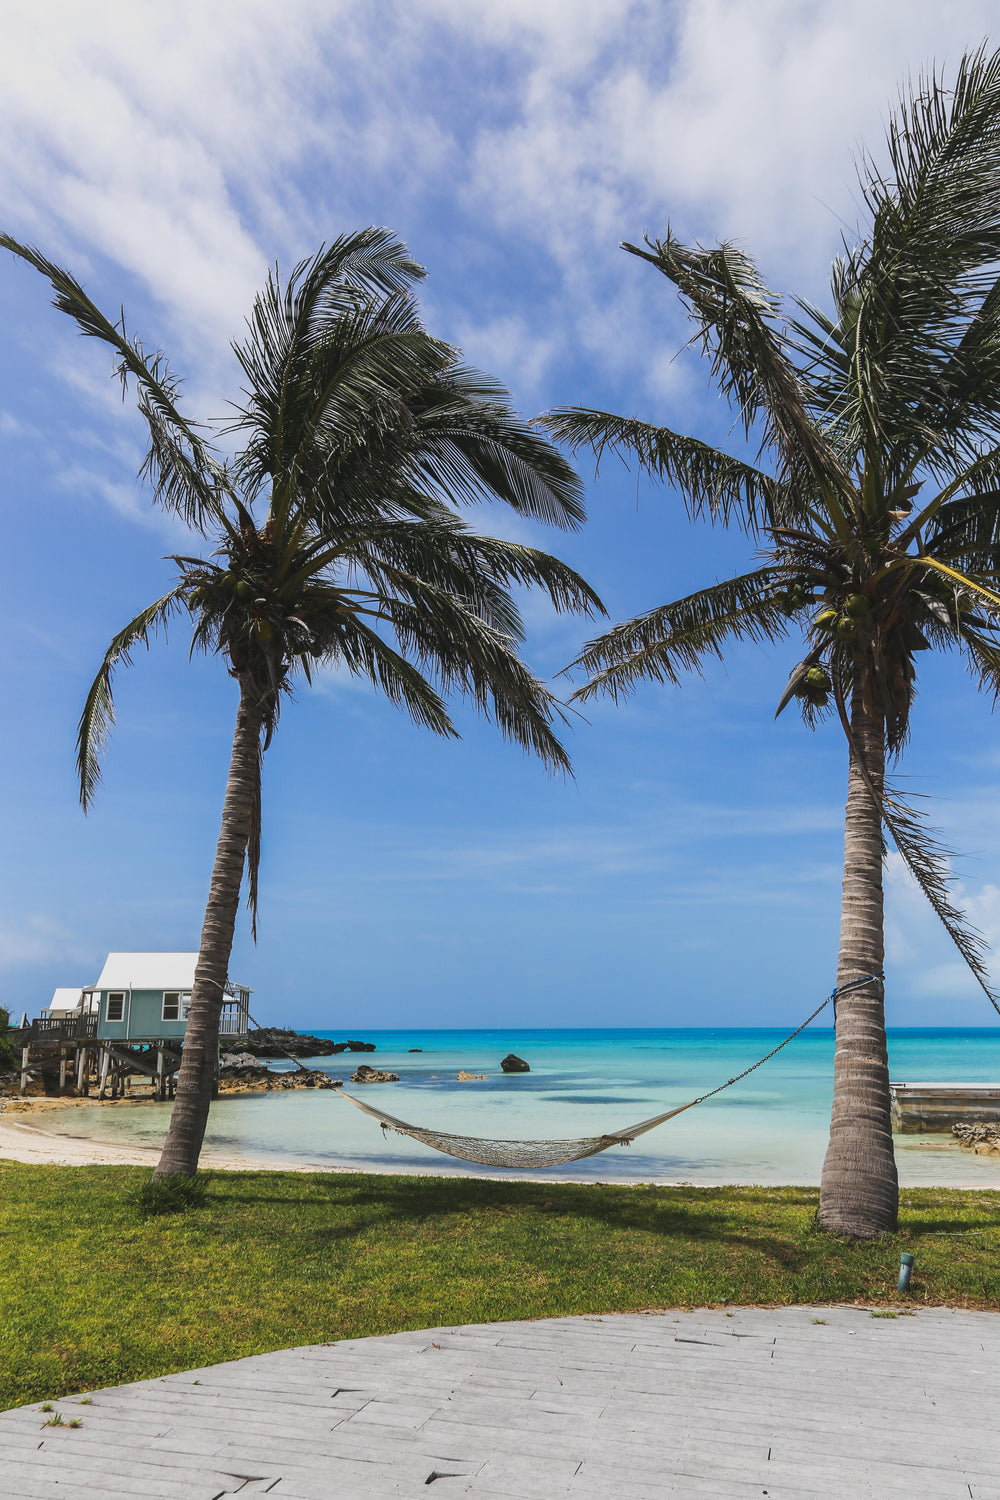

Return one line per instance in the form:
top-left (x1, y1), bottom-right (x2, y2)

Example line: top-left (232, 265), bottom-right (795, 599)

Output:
top-left (3, 229), bottom-right (603, 1178)
top-left (543, 50), bottom-right (1000, 1238)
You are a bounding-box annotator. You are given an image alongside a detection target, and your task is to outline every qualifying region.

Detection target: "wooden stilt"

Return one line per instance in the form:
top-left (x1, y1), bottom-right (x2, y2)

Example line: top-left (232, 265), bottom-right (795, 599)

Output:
top-left (156, 1046), bottom-right (166, 1101)
top-left (76, 1046), bottom-right (89, 1095)
top-left (20, 1045), bottom-right (29, 1096)
top-left (59, 1047), bottom-right (68, 1094)
top-left (98, 1047), bottom-right (110, 1100)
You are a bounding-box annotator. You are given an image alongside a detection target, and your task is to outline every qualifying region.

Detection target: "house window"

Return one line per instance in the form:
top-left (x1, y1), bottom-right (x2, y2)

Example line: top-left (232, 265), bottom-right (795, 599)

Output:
top-left (107, 993), bottom-right (125, 1023)
top-left (162, 992), bottom-right (180, 1022)
top-left (181, 993), bottom-right (191, 1019)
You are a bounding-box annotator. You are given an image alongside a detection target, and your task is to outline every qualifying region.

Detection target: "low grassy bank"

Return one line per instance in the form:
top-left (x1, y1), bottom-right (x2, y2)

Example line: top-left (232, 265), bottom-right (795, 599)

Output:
top-left (2, 1163), bottom-right (997, 1409)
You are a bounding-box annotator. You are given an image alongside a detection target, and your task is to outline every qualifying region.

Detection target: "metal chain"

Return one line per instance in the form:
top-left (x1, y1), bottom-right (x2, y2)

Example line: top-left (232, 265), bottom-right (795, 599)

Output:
top-left (690, 973), bottom-right (884, 1108)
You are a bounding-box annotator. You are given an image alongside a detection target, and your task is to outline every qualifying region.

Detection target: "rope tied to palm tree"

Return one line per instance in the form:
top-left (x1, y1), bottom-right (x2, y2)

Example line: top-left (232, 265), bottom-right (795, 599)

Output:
top-left (335, 975), bottom-right (881, 1169)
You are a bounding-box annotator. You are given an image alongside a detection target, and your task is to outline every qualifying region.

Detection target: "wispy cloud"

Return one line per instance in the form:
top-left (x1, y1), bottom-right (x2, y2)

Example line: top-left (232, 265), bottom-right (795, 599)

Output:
top-left (0, 915), bottom-right (92, 977)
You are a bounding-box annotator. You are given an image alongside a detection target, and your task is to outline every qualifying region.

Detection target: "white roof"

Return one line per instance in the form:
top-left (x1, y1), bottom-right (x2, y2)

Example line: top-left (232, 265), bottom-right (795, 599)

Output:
top-left (95, 953), bottom-right (198, 991)
top-left (48, 987), bottom-right (84, 1013)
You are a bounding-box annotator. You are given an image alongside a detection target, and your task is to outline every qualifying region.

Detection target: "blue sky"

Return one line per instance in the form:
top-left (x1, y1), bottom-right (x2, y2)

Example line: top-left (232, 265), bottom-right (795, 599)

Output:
top-left (2, 0), bottom-right (1000, 1030)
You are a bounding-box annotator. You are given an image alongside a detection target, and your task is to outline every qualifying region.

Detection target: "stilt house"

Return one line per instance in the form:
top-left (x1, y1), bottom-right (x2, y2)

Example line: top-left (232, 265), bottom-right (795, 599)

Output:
top-left (89, 953), bottom-right (250, 1043)
top-left (19, 952), bottom-right (250, 1098)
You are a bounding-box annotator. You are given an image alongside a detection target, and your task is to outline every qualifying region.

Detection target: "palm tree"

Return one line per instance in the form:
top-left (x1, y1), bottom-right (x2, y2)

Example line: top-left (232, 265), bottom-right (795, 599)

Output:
top-left (543, 50), bottom-right (1000, 1238)
top-left (3, 229), bottom-right (603, 1178)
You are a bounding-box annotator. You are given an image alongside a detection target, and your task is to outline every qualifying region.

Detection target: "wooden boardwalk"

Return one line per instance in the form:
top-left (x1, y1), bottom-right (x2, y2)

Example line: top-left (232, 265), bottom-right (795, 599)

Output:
top-left (2, 1305), bottom-right (998, 1497)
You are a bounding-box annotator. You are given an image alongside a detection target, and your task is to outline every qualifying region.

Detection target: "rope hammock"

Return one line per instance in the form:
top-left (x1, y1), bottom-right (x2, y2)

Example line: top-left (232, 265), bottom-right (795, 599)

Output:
top-left (331, 975), bottom-right (881, 1170)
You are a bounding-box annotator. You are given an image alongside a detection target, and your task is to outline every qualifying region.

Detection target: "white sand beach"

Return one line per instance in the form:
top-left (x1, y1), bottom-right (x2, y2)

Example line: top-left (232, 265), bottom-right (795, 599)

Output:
top-left (0, 1105), bottom-right (328, 1172)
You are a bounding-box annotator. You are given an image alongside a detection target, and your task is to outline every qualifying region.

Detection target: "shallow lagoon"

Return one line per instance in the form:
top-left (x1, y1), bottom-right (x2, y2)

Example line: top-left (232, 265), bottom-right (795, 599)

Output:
top-left (42, 1027), bottom-right (1000, 1185)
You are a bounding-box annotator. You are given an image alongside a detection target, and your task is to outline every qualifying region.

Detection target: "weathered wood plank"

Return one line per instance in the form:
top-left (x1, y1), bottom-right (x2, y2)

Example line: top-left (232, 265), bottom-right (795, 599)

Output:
top-left (3, 1308), bottom-right (999, 1498)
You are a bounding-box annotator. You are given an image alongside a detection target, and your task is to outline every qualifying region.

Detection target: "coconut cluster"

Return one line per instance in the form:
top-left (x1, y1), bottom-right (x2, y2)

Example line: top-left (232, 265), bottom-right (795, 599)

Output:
top-left (794, 664), bottom-right (832, 708)
top-left (814, 594), bottom-right (870, 645)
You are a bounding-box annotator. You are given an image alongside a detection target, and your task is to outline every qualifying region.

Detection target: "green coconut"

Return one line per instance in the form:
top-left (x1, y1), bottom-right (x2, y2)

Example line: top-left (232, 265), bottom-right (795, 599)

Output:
top-left (845, 594), bottom-right (869, 619)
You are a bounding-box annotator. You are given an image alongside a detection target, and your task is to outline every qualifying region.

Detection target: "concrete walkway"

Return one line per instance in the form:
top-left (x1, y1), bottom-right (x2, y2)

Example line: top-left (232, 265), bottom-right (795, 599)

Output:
top-left (2, 1306), bottom-right (998, 1498)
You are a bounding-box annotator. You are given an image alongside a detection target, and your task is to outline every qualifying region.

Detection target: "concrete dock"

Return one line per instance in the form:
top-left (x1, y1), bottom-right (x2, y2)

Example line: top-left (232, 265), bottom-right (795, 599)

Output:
top-left (890, 1080), bottom-right (1000, 1132)
top-left (2, 1305), bottom-right (999, 1497)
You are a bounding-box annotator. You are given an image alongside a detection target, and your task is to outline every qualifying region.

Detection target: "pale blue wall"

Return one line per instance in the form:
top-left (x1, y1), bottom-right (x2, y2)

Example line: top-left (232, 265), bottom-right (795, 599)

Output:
top-left (96, 989), bottom-right (187, 1042)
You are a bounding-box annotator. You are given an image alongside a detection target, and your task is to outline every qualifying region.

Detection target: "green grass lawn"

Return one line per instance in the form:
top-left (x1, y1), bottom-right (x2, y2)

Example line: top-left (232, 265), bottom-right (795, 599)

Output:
top-left (2, 1162), bottom-right (998, 1409)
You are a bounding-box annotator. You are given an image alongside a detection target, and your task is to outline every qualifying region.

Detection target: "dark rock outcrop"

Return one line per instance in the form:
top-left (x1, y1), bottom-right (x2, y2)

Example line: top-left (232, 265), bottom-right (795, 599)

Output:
top-left (218, 1059), bottom-right (342, 1093)
top-left (351, 1063), bottom-right (399, 1083)
top-left (500, 1053), bottom-right (530, 1073)
top-left (243, 1028), bottom-right (375, 1058)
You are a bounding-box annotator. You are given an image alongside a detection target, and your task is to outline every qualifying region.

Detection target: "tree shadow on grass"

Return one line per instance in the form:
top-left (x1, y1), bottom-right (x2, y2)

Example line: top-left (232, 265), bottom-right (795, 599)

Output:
top-left (201, 1176), bottom-right (998, 1285)
top-left (214, 1175), bottom-right (843, 1276)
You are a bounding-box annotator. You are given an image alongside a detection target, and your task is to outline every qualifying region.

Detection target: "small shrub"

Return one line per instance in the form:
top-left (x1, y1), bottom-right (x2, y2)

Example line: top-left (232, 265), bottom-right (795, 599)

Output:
top-left (131, 1173), bottom-right (207, 1217)
top-left (0, 1005), bottom-right (18, 1072)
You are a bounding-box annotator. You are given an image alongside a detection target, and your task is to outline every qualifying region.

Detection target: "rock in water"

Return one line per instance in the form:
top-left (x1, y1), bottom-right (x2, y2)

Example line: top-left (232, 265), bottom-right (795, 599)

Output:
top-left (953, 1122), bottom-right (1000, 1154)
top-left (351, 1063), bottom-right (399, 1083)
top-left (500, 1053), bottom-right (530, 1073)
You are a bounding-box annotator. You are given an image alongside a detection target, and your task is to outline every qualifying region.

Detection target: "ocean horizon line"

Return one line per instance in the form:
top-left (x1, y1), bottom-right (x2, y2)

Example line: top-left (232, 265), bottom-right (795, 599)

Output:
top-left (297, 1024), bottom-right (1000, 1036)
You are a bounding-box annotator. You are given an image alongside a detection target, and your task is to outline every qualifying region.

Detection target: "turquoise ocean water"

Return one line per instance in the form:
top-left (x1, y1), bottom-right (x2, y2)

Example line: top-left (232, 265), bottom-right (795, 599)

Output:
top-left (42, 1028), bottom-right (1000, 1185)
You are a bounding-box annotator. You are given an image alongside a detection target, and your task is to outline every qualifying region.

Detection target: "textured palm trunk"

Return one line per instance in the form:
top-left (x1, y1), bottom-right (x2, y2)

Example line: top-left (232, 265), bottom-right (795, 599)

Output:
top-left (818, 680), bottom-right (898, 1237)
top-left (153, 681), bottom-right (262, 1179)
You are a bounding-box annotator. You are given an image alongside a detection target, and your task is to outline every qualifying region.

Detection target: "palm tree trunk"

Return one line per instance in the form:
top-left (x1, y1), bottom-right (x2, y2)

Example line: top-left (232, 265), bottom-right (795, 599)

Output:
top-left (818, 680), bottom-right (898, 1237)
top-left (153, 681), bottom-right (262, 1179)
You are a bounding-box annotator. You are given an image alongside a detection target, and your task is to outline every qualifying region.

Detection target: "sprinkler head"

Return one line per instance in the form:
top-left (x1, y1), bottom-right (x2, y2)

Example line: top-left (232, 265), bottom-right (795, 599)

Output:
top-left (898, 1251), bottom-right (915, 1294)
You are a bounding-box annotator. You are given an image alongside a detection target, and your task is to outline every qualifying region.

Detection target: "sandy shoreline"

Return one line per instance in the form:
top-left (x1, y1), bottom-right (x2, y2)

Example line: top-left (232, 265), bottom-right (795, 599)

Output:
top-left (0, 1100), bottom-right (338, 1172)
top-left (1, 1097), bottom-right (998, 1188)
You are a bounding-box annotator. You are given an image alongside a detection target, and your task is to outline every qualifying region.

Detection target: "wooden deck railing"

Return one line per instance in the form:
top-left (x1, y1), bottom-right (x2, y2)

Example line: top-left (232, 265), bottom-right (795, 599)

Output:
top-left (26, 1015), bottom-right (99, 1043)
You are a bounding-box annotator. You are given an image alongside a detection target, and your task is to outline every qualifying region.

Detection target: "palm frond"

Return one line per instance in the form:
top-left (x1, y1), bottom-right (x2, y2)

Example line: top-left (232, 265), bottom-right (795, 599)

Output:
top-left (321, 612), bottom-right (457, 738)
top-left (804, 49), bottom-right (1000, 473)
top-left (0, 235), bottom-right (225, 529)
top-left (567, 567), bottom-right (787, 703)
top-left (540, 407), bottom-right (785, 533)
top-left (350, 518), bottom-right (605, 628)
top-left (623, 233), bottom-right (853, 506)
top-left (958, 624), bottom-right (1000, 701)
top-left (406, 377), bottom-right (586, 530)
top-left (77, 589), bottom-right (187, 810)
top-left (370, 587), bottom-right (574, 774)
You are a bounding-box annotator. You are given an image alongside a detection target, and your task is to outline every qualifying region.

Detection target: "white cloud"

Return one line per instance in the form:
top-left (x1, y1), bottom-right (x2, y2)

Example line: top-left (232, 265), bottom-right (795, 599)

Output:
top-left (885, 853), bottom-right (1000, 1013)
top-left (1, 2), bottom-right (996, 506)
top-left (0, 409), bottom-right (36, 438)
top-left (0, 915), bottom-right (91, 976)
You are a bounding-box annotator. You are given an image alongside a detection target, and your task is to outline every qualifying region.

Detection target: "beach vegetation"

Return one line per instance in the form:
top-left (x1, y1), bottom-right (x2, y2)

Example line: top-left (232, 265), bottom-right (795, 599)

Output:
top-left (1, 1163), bottom-right (997, 1410)
top-left (0, 1009), bottom-right (17, 1072)
top-left (0, 229), bottom-right (603, 1181)
top-left (543, 48), bottom-right (1000, 1239)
